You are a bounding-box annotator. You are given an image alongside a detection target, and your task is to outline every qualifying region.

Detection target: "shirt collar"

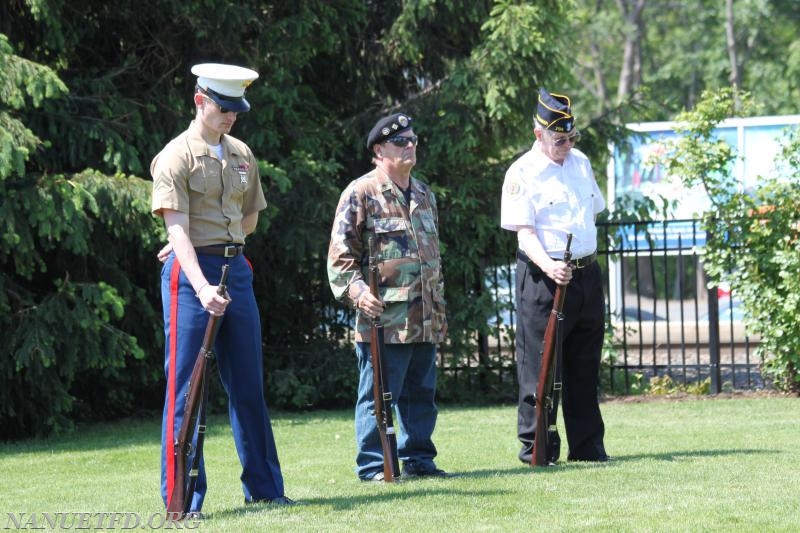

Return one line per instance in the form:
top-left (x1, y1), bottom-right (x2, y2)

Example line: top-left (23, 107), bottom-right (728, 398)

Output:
top-left (373, 167), bottom-right (425, 199)
top-left (527, 140), bottom-right (573, 170)
top-left (185, 121), bottom-right (241, 158)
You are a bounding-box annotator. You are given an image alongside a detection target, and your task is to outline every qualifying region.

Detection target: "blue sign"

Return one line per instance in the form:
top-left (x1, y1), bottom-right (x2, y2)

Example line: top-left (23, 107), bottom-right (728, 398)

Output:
top-left (610, 116), bottom-right (800, 221)
top-left (615, 220), bottom-right (706, 252)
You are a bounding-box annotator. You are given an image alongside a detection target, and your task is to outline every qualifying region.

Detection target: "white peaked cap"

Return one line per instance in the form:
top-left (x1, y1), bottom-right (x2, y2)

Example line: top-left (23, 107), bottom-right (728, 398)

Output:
top-left (191, 63), bottom-right (259, 112)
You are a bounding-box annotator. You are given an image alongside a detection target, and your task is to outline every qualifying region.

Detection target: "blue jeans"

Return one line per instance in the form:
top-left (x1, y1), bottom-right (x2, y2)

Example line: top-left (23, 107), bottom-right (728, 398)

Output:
top-left (354, 342), bottom-right (439, 479)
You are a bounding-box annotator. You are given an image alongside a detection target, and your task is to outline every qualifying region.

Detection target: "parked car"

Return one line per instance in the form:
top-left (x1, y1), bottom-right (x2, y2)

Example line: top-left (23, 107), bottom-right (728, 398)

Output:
top-left (700, 297), bottom-right (746, 322)
top-left (486, 264), bottom-right (515, 327)
top-left (621, 307), bottom-right (665, 322)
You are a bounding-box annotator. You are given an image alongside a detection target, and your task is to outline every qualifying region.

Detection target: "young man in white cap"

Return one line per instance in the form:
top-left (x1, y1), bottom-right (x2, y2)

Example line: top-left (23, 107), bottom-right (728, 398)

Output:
top-left (500, 88), bottom-right (609, 466)
top-left (151, 63), bottom-right (294, 515)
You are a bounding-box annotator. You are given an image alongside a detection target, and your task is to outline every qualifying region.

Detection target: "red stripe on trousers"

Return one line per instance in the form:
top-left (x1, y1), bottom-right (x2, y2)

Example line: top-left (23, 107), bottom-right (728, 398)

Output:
top-left (165, 259), bottom-right (181, 508)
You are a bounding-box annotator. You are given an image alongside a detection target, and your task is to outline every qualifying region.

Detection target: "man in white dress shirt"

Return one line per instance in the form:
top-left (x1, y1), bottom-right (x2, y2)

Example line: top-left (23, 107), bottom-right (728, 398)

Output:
top-left (500, 88), bottom-right (609, 465)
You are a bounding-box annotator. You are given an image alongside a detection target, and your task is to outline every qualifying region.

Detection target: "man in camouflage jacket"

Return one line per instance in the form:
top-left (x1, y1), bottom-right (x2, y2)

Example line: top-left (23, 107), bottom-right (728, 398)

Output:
top-left (327, 112), bottom-right (450, 481)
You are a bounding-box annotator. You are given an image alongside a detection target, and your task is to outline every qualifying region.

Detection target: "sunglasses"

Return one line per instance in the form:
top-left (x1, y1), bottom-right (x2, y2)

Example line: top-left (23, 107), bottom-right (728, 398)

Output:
top-left (202, 96), bottom-right (234, 114)
top-left (384, 135), bottom-right (419, 147)
top-left (551, 131), bottom-right (581, 146)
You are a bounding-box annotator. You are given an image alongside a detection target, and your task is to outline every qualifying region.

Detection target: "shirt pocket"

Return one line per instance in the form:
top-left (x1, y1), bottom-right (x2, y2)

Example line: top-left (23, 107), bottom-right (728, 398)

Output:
top-left (373, 217), bottom-right (410, 260)
top-left (187, 168), bottom-right (208, 216)
top-left (190, 158), bottom-right (222, 197)
top-left (416, 212), bottom-right (440, 262)
top-left (229, 164), bottom-right (249, 193)
top-left (578, 185), bottom-right (600, 211)
top-left (225, 167), bottom-right (246, 207)
top-left (419, 212), bottom-right (437, 234)
top-left (188, 171), bottom-right (207, 194)
top-left (536, 189), bottom-right (570, 212)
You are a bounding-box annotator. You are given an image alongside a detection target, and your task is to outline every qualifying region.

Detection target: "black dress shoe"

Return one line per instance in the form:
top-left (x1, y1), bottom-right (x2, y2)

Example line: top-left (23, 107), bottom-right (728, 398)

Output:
top-left (568, 454), bottom-right (611, 463)
top-left (244, 496), bottom-right (297, 506)
top-left (401, 464), bottom-right (458, 479)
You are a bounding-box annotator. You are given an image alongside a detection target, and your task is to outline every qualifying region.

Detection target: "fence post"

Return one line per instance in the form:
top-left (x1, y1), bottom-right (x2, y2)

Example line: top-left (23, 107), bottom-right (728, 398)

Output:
top-left (706, 283), bottom-right (722, 394)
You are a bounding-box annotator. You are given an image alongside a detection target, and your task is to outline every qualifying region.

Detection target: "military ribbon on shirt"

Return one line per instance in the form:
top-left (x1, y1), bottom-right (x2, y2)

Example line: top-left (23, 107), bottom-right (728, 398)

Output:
top-left (233, 163), bottom-right (249, 184)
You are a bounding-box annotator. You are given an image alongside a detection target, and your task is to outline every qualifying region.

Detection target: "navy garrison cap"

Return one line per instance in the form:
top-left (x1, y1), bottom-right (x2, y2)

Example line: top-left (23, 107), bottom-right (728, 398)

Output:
top-left (366, 112), bottom-right (413, 150)
top-left (534, 88), bottom-right (575, 133)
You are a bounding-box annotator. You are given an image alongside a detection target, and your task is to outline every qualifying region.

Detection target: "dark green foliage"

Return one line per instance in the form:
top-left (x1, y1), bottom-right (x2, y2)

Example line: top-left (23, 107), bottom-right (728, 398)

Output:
top-left (1, 24), bottom-right (164, 436)
top-left (0, 167), bottom-right (163, 437)
top-left (1, 1), bottom-right (579, 437)
top-left (5, 1), bottom-right (798, 439)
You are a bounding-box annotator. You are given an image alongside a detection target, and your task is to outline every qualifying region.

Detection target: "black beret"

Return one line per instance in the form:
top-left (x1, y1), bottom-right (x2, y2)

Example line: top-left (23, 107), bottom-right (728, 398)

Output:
top-left (534, 88), bottom-right (575, 133)
top-left (366, 112), bottom-right (413, 150)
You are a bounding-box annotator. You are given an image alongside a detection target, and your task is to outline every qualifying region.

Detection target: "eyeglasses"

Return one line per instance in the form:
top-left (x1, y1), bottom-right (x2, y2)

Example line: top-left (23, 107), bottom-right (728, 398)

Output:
top-left (551, 131), bottom-right (581, 147)
top-left (384, 135), bottom-right (418, 147)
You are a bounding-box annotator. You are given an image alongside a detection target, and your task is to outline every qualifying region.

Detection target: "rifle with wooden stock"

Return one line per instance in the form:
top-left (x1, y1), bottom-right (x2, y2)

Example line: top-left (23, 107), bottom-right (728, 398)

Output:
top-left (167, 264), bottom-right (229, 516)
top-left (368, 237), bottom-right (400, 482)
top-left (532, 233), bottom-right (573, 468)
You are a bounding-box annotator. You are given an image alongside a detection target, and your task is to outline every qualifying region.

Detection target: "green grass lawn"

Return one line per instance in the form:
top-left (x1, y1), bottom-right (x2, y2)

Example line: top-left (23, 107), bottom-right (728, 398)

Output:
top-left (1, 394), bottom-right (798, 532)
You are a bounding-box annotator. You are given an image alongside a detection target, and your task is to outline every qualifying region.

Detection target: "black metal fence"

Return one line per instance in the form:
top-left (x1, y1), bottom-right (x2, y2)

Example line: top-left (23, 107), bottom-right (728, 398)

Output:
top-left (439, 219), bottom-right (764, 397)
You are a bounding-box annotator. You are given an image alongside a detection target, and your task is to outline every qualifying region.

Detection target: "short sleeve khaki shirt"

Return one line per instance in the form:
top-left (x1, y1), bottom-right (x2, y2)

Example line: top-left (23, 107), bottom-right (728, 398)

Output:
top-left (150, 121), bottom-right (267, 246)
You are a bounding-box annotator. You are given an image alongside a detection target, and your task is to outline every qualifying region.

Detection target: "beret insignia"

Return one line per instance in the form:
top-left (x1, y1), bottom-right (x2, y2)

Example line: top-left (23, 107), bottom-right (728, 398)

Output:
top-left (367, 112), bottom-right (415, 150)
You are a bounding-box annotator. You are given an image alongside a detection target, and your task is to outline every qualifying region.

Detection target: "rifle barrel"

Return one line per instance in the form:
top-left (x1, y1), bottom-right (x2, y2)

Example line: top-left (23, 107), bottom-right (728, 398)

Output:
top-left (531, 233), bottom-right (572, 468)
top-left (167, 264), bottom-right (229, 515)
top-left (367, 238), bottom-right (399, 481)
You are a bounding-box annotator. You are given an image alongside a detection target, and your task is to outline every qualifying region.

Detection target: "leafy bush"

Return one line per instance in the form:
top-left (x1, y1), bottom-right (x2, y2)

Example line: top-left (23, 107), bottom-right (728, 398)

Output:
top-left (656, 88), bottom-right (800, 393)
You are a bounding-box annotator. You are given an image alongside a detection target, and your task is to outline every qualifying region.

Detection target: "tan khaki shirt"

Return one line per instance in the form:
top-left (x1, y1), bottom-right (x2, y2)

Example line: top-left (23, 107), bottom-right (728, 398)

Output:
top-left (150, 121), bottom-right (267, 246)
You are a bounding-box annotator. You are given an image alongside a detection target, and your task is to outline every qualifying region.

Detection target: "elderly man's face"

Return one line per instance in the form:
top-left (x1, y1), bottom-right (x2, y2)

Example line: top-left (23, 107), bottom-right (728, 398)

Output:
top-left (376, 129), bottom-right (418, 170)
top-left (537, 128), bottom-right (579, 163)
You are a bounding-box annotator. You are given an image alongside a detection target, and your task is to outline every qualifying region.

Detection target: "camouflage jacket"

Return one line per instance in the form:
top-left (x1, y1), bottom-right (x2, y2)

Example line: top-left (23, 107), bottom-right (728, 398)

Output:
top-left (327, 168), bottom-right (447, 344)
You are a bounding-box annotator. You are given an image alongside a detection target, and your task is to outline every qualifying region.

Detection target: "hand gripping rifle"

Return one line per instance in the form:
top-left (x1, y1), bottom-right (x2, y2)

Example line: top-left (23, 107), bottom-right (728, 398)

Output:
top-left (167, 264), bottom-right (229, 516)
top-left (532, 234), bottom-right (572, 467)
top-left (368, 238), bottom-right (400, 481)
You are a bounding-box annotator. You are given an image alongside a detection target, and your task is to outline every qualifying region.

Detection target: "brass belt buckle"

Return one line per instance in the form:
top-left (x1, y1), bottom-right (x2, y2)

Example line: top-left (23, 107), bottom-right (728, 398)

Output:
top-left (574, 252), bottom-right (595, 268)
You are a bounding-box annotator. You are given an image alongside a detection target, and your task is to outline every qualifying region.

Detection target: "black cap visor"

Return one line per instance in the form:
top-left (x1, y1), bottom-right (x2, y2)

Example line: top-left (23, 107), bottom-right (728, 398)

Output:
top-left (200, 86), bottom-right (251, 113)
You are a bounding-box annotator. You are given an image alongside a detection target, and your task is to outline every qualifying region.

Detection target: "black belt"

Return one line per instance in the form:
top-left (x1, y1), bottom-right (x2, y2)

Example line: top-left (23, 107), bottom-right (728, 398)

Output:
top-left (570, 252), bottom-right (597, 268)
top-left (516, 249), bottom-right (597, 269)
top-left (195, 244), bottom-right (245, 258)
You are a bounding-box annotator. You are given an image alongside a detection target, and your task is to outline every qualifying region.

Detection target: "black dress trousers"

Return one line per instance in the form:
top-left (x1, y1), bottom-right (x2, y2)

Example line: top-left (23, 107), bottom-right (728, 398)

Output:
top-left (514, 253), bottom-right (607, 463)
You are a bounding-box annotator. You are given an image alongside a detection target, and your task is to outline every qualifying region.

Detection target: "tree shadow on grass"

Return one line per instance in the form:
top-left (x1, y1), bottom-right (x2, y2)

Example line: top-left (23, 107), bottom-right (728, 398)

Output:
top-left (603, 447), bottom-right (778, 463)
top-left (447, 466), bottom-right (540, 478)
top-left (439, 447), bottom-right (780, 479)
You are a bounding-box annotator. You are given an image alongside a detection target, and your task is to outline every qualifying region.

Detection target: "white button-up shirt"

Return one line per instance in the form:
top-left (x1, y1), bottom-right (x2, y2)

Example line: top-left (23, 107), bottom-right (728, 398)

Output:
top-left (500, 142), bottom-right (604, 259)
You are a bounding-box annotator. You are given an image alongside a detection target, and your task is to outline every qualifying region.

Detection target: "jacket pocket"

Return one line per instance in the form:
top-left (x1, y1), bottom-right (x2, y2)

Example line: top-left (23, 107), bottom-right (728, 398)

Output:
top-left (373, 217), bottom-right (410, 260)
